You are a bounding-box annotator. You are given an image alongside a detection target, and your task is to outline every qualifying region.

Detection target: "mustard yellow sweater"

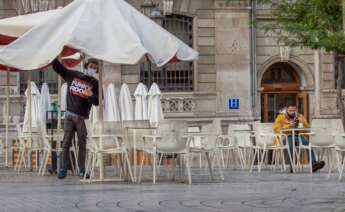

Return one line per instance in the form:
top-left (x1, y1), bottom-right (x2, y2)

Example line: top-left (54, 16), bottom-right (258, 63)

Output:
top-left (273, 114), bottom-right (309, 134)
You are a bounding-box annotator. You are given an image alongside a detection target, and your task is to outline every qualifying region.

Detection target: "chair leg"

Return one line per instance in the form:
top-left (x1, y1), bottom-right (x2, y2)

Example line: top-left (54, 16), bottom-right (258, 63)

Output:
top-left (124, 152), bottom-right (134, 183)
top-left (18, 149), bottom-right (26, 172)
top-left (249, 148), bottom-right (258, 173)
top-left (286, 147), bottom-right (294, 173)
top-left (138, 152), bottom-right (146, 183)
top-left (339, 152), bottom-right (345, 180)
top-left (199, 153), bottom-right (202, 169)
top-left (258, 149), bottom-right (267, 173)
top-left (327, 149), bottom-right (333, 178)
top-left (84, 152), bottom-right (92, 180)
top-left (152, 154), bottom-right (156, 184)
top-left (90, 153), bottom-right (97, 183)
top-left (69, 151), bottom-right (75, 175)
top-left (205, 152), bottom-right (214, 180)
top-left (157, 153), bottom-right (164, 175)
top-left (216, 151), bottom-right (224, 180)
top-left (38, 150), bottom-right (47, 176)
top-left (309, 146), bottom-right (313, 174)
top-left (280, 149), bottom-right (286, 172)
top-left (14, 148), bottom-right (22, 171)
top-left (185, 153), bottom-right (192, 184)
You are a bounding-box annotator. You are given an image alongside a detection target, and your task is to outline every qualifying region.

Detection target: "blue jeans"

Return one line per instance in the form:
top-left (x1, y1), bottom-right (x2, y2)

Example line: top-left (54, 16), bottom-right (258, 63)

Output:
top-left (284, 135), bottom-right (316, 164)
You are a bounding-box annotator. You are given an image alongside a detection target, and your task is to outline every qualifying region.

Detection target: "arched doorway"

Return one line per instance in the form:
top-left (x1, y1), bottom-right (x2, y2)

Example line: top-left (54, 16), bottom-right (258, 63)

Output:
top-left (261, 62), bottom-right (308, 122)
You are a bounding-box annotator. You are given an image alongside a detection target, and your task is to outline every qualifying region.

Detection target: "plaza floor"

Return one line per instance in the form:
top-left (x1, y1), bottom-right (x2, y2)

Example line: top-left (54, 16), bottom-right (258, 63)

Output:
top-left (0, 168), bottom-right (344, 212)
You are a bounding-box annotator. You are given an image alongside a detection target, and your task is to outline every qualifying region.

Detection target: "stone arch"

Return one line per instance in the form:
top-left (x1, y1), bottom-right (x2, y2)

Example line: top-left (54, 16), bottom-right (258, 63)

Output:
top-left (257, 55), bottom-right (315, 91)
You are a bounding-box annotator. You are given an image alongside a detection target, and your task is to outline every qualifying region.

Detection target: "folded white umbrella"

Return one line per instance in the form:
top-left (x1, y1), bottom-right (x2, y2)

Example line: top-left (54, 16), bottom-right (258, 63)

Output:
top-left (23, 82), bottom-right (41, 132)
top-left (0, 0), bottom-right (198, 71)
top-left (39, 83), bottom-right (51, 124)
top-left (119, 83), bottom-right (133, 121)
top-left (104, 83), bottom-right (121, 122)
top-left (60, 83), bottom-right (68, 112)
top-left (134, 83), bottom-right (148, 120)
top-left (148, 83), bottom-right (164, 125)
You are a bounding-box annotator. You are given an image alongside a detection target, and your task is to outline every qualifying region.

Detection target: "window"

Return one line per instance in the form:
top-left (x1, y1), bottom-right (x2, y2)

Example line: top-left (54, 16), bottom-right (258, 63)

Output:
top-left (20, 66), bottom-right (58, 94)
top-left (140, 14), bottom-right (194, 92)
top-left (262, 62), bottom-right (298, 84)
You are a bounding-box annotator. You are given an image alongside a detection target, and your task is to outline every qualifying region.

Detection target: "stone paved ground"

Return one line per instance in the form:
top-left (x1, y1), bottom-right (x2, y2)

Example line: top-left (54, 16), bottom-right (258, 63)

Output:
top-left (0, 168), bottom-right (345, 212)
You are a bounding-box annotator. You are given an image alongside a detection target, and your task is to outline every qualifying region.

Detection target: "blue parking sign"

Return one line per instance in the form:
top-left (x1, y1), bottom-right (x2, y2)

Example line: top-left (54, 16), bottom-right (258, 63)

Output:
top-left (229, 98), bottom-right (240, 110)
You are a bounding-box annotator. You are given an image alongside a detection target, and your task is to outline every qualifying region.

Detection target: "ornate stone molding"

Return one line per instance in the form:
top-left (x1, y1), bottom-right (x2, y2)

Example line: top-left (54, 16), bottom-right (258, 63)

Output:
top-left (215, 0), bottom-right (250, 9)
top-left (161, 97), bottom-right (195, 113)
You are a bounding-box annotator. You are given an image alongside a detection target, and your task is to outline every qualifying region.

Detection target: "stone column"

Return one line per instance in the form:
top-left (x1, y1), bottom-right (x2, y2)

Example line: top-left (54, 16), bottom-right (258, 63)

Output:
top-left (214, 0), bottom-right (252, 118)
top-left (313, 50), bottom-right (321, 117)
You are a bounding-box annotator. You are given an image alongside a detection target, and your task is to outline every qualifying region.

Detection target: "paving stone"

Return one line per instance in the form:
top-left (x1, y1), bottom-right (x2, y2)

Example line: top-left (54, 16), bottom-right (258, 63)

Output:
top-left (0, 168), bottom-right (344, 212)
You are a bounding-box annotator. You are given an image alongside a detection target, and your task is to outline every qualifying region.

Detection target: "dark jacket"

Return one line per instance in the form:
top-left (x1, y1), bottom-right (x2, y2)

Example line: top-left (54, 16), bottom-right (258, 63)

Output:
top-left (52, 59), bottom-right (99, 118)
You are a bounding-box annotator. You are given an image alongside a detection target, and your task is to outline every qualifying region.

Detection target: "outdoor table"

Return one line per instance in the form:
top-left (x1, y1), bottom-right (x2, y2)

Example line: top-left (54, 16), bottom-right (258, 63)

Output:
top-left (280, 128), bottom-right (311, 172)
top-left (123, 121), bottom-right (156, 183)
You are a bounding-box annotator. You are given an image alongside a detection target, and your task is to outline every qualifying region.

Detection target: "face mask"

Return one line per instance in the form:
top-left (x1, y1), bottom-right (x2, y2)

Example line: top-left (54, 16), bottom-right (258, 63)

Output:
top-left (86, 68), bottom-right (97, 77)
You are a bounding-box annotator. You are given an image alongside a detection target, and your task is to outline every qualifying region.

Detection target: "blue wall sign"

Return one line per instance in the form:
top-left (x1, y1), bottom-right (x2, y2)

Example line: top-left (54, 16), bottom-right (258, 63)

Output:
top-left (229, 98), bottom-right (240, 110)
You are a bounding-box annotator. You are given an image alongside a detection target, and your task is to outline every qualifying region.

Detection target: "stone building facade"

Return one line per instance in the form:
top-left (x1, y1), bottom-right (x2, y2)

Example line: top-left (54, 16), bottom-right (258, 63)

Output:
top-left (0, 0), bottom-right (339, 129)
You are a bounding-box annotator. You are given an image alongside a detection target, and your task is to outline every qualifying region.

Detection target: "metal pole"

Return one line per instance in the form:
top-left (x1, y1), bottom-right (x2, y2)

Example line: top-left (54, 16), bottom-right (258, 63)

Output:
top-left (98, 61), bottom-right (104, 180)
top-left (5, 70), bottom-right (10, 167)
top-left (28, 71), bottom-right (32, 170)
top-left (57, 76), bottom-right (61, 135)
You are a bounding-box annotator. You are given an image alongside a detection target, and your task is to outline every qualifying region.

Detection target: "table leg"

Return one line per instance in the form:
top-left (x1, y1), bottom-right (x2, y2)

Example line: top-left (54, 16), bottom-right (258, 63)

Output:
top-left (292, 131), bottom-right (296, 172)
top-left (133, 130), bottom-right (137, 182)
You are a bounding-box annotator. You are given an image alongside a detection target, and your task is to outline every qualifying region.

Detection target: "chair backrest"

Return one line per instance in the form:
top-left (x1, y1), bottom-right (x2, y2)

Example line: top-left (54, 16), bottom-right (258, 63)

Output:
top-left (329, 119), bottom-right (345, 149)
top-left (155, 120), bottom-right (189, 151)
top-left (228, 124), bottom-right (251, 147)
top-left (188, 126), bottom-right (201, 133)
top-left (85, 120), bottom-right (125, 150)
top-left (310, 119), bottom-right (335, 147)
top-left (157, 120), bottom-right (188, 137)
top-left (253, 121), bottom-right (273, 133)
top-left (16, 123), bottom-right (42, 149)
top-left (197, 121), bottom-right (223, 149)
top-left (252, 122), bottom-right (275, 147)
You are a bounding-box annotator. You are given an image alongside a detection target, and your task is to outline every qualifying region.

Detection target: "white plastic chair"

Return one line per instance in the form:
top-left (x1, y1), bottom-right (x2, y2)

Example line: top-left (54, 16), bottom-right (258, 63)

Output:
top-left (330, 119), bottom-right (345, 180)
top-left (37, 125), bottom-right (65, 176)
top-left (228, 124), bottom-right (253, 169)
top-left (250, 122), bottom-right (293, 173)
top-left (140, 120), bottom-right (223, 184)
top-left (140, 120), bottom-right (189, 184)
top-left (187, 121), bottom-right (224, 182)
top-left (14, 124), bottom-right (43, 172)
top-left (84, 121), bottom-right (134, 183)
top-left (298, 119), bottom-right (335, 173)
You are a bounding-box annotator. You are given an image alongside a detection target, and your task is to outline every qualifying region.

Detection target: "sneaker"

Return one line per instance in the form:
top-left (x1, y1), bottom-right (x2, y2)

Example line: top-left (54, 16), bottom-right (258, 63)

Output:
top-left (58, 170), bottom-right (67, 179)
top-left (312, 161), bottom-right (326, 172)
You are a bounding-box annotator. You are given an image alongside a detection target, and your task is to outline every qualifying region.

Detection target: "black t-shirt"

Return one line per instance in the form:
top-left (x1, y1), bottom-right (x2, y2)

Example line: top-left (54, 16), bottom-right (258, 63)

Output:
top-left (52, 59), bottom-right (99, 118)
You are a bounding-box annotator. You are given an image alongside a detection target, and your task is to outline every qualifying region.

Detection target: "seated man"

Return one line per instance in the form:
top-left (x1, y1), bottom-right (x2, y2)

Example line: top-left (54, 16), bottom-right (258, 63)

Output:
top-left (273, 105), bottom-right (325, 172)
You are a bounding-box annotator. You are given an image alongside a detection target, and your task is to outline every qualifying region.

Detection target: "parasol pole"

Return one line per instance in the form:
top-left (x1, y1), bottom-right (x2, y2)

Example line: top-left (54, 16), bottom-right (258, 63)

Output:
top-left (98, 61), bottom-right (104, 180)
top-left (55, 75), bottom-right (62, 167)
top-left (57, 76), bottom-right (62, 137)
top-left (5, 69), bottom-right (10, 167)
top-left (28, 71), bottom-right (32, 170)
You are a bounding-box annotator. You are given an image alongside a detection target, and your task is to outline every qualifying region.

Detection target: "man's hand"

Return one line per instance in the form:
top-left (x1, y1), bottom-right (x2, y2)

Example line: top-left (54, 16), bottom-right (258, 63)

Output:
top-left (289, 122), bottom-right (296, 128)
top-left (84, 88), bottom-right (93, 97)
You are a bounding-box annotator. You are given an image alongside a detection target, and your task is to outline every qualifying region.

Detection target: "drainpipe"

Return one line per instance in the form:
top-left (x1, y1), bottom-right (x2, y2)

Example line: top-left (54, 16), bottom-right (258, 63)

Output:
top-left (250, 0), bottom-right (257, 118)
